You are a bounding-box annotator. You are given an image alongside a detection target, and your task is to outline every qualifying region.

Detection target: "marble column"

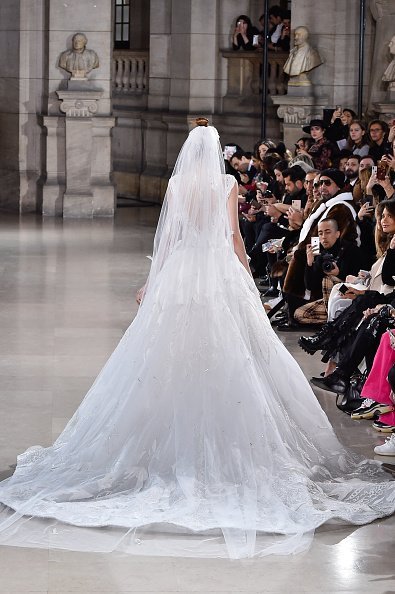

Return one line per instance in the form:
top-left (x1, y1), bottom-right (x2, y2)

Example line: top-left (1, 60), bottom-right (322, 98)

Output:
top-left (42, 0), bottom-right (116, 217)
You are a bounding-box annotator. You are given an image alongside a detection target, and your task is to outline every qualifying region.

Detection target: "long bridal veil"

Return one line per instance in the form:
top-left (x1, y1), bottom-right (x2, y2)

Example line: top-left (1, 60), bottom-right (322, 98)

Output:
top-left (0, 121), bottom-right (394, 559)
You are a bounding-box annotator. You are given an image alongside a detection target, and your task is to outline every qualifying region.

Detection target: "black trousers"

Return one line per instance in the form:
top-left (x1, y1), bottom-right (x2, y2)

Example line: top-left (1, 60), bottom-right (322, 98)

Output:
top-left (319, 291), bottom-right (394, 363)
top-left (337, 318), bottom-right (381, 377)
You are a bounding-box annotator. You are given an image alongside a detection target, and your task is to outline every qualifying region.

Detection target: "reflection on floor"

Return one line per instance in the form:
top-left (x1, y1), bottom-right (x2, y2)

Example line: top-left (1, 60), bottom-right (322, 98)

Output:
top-left (0, 209), bottom-right (394, 594)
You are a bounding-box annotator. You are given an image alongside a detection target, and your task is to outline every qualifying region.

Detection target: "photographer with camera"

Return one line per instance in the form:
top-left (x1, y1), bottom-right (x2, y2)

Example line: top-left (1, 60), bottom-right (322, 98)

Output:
top-left (292, 218), bottom-right (361, 326)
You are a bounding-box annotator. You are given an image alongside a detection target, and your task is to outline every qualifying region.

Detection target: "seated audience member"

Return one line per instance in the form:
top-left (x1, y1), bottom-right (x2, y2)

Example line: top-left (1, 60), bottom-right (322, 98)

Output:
top-left (229, 150), bottom-right (257, 183)
top-left (335, 148), bottom-right (354, 172)
top-left (301, 119), bottom-right (338, 170)
top-left (350, 330), bottom-right (395, 445)
top-left (299, 200), bottom-right (395, 378)
top-left (248, 166), bottom-right (306, 286)
top-left (261, 154), bottom-right (284, 182)
top-left (321, 199), bottom-right (393, 328)
top-left (280, 169), bottom-right (320, 241)
top-left (344, 155), bottom-right (360, 188)
top-left (232, 15), bottom-right (259, 51)
top-left (264, 166), bottom-right (307, 220)
top-left (347, 120), bottom-right (370, 157)
top-left (272, 159), bottom-right (289, 199)
top-left (293, 218), bottom-right (361, 326)
top-left (355, 182), bottom-right (378, 268)
top-left (295, 137), bottom-right (314, 158)
top-left (224, 143), bottom-right (243, 182)
top-left (353, 156), bottom-right (377, 203)
top-left (256, 139), bottom-right (277, 160)
top-left (366, 166), bottom-right (394, 202)
top-left (368, 119), bottom-right (391, 162)
top-left (266, 142), bottom-right (292, 161)
top-left (379, 130), bottom-right (395, 197)
top-left (240, 192), bottom-right (272, 253)
top-left (301, 170), bottom-right (321, 218)
top-left (282, 169), bottom-right (359, 326)
top-left (325, 107), bottom-right (357, 148)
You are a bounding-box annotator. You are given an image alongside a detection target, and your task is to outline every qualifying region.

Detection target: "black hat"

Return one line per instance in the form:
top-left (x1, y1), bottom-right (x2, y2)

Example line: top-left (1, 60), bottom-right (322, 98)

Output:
top-left (320, 168), bottom-right (347, 189)
top-left (302, 119), bottom-right (326, 135)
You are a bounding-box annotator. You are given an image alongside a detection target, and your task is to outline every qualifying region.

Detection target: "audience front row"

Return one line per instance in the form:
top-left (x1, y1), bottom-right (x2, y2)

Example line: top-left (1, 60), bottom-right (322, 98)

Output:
top-left (225, 112), bottom-right (395, 456)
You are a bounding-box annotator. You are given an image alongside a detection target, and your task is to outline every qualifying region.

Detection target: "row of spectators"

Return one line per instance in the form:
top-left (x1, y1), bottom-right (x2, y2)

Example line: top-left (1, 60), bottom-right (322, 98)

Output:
top-left (225, 109), bottom-right (395, 457)
top-left (232, 6), bottom-right (291, 53)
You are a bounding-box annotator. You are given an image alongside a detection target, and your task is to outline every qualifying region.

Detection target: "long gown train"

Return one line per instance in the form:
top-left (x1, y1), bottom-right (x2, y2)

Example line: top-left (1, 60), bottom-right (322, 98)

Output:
top-left (0, 137), bottom-right (394, 559)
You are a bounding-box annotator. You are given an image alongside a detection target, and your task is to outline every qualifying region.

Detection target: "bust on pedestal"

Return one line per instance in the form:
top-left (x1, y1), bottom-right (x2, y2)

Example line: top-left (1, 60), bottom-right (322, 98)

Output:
top-left (43, 33), bottom-right (115, 218)
top-left (272, 25), bottom-right (325, 148)
top-left (283, 26), bottom-right (323, 91)
top-left (59, 33), bottom-right (99, 83)
top-left (382, 35), bottom-right (395, 101)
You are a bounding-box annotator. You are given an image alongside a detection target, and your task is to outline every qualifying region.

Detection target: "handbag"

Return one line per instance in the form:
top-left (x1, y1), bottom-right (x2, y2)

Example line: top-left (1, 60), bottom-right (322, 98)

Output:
top-left (336, 371), bottom-right (367, 415)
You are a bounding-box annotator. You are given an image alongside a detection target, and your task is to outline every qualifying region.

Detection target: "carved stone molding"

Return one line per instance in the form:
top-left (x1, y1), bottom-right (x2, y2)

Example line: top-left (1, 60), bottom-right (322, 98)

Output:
top-left (57, 91), bottom-right (103, 118)
top-left (276, 105), bottom-right (313, 125)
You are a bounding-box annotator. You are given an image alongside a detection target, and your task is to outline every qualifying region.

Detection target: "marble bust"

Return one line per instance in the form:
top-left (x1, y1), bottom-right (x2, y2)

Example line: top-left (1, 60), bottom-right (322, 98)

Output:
top-left (382, 35), bottom-right (395, 89)
top-left (283, 26), bottom-right (323, 86)
top-left (59, 33), bottom-right (99, 79)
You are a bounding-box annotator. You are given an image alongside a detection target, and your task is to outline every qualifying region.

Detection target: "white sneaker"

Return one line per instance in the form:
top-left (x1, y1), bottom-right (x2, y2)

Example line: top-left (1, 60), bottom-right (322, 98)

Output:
top-left (374, 434), bottom-right (395, 456)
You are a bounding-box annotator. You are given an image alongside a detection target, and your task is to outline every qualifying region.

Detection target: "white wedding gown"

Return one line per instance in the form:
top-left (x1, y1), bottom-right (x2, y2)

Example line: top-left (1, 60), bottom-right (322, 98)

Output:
top-left (0, 133), bottom-right (394, 559)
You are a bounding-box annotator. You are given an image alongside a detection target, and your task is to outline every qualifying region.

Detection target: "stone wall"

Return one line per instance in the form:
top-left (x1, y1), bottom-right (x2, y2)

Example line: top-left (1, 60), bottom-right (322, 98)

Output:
top-left (0, 2), bottom-right (21, 210)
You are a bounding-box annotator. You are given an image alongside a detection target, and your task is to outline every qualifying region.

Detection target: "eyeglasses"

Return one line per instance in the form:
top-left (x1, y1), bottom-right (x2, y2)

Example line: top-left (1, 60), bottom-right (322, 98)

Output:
top-left (318, 179), bottom-right (333, 186)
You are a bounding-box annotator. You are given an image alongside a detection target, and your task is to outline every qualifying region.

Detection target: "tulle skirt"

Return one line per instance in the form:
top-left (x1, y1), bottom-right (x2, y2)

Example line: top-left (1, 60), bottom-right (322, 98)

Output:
top-left (0, 242), bottom-right (394, 558)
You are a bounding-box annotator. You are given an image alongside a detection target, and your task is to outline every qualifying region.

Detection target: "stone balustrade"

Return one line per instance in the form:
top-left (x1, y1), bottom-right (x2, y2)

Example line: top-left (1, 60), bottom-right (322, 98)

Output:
top-left (221, 49), bottom-right (288, 114)
top-left (112, 50), bottom-right (149, 94)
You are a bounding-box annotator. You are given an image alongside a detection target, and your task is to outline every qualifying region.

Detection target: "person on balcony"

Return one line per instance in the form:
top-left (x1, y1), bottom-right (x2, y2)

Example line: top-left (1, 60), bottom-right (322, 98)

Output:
top-left (232, 15), bottom-right (259, 51)
top-left (274, 10), bottom-right (291, 52)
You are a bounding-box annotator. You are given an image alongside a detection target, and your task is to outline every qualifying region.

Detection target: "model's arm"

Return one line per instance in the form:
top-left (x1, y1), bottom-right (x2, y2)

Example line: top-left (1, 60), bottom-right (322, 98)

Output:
top-left (227, 181), bottom-right (253, 276)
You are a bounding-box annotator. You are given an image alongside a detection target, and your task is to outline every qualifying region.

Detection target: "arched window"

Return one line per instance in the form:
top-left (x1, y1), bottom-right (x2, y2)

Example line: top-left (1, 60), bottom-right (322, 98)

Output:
top-left (114, 0), bottom-right (130, 49)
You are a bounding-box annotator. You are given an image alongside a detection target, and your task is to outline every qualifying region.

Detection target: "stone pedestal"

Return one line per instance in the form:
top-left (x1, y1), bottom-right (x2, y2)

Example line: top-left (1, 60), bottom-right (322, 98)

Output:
top-left (372, 102), bottom-right (395, 122)
top-left (271, 94), bottom-right (329, 148)
top-left (42, 90), bottom-right (116, 218)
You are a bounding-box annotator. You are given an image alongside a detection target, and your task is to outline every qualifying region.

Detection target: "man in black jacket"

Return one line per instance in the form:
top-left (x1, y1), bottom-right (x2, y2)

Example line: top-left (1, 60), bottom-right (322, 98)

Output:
top-left (289, 218), bottom-right (361, 326)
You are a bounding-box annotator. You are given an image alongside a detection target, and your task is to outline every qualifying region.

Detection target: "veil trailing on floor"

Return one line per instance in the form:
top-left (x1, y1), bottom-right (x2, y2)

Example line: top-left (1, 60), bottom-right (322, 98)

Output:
top-left (0, 120), bottom-right (394, 560)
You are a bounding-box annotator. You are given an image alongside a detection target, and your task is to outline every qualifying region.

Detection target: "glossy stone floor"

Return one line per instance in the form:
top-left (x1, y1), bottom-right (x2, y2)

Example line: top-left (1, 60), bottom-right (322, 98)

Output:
top-left (0, 209), bottom-right (394, 594)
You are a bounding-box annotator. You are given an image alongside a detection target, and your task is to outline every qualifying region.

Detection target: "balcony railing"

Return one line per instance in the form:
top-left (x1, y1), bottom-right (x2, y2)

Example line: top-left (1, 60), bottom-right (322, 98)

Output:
top-left (221, 49), bottom-right (288, 114)
top-left (112, 50), bottom-right (149, 94)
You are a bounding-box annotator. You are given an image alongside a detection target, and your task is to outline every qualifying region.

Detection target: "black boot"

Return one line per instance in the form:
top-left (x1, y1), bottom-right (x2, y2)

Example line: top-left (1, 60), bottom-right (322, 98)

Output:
top-left (298, 322), bottom-right (335, 354)
top-left (310, 368), bottom-right (349, 394)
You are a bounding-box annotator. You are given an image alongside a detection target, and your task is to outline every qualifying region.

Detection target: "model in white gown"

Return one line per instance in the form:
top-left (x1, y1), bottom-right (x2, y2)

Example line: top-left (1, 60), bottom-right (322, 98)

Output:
top-left (0, 121), bottom-right (394, 559)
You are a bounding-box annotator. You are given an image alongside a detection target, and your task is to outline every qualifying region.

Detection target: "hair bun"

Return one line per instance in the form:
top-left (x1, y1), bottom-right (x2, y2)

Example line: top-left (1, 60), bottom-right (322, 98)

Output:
top-left (195, 117), bottom-right (209, 127)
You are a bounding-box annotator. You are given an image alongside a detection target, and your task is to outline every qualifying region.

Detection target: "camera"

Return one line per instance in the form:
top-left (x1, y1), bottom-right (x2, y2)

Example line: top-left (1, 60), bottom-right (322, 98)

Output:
top-left (321, 253), bottom-right (337, 273)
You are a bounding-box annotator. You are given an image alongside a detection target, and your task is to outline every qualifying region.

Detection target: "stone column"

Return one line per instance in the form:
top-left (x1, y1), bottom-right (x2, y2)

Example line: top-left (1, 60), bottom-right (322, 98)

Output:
top-left (42, 0), bottom-right (116, 217)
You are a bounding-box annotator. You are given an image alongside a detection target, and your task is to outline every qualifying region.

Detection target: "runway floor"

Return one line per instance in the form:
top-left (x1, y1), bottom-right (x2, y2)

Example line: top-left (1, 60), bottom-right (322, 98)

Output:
top-left (0, 208), bottom-right (394, 594)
